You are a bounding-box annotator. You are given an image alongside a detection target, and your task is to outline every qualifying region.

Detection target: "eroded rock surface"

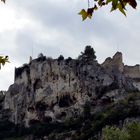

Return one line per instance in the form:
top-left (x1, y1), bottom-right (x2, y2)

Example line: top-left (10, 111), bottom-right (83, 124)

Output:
top-left (3, 49), bottom-right (138, 127)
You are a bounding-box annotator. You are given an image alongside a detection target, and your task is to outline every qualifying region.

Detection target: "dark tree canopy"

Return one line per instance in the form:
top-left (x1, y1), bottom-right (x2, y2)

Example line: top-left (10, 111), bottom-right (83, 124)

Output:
top-left (78, 46), bottom-right (97, 61)
top-left (84, 45), bottom-right (96, 60)
top-left (58, 55), bottom-right (64, 61)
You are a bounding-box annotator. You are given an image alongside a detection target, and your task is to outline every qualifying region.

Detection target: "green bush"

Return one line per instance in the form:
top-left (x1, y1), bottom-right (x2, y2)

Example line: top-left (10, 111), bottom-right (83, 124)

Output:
top-left (102, 126), bottom-right (129, 140)
top-left (126, 121), bottom-right (140, 140)
top-left (102, 121), bottom-right (140, 140)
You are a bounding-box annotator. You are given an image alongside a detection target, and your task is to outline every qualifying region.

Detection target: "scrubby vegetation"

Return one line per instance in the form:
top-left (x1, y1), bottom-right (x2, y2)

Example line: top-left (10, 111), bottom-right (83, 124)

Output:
top-left (1, 92), bottom-right (140, 140)
top-left (102, 121), bottom-right (140, 140)
top-left (78, 45), bottom-right (96, 61)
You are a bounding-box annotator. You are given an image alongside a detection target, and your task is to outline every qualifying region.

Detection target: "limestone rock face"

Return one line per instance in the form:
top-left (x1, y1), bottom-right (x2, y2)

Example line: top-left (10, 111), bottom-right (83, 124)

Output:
top-left (3, 52), bottom-right (138, 127)
top-left (0, 91), bottom-right (11, 121)
top-left (102, 52), bottom-right (140, 90)
top-left (123, 65), bottom-right (140, 90)
top-left (102, 52), bottom-right (124, 72)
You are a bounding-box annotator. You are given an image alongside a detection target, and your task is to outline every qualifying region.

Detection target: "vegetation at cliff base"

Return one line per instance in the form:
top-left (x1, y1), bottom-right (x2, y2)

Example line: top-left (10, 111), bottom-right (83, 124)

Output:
top-left (1, 92), bottom-right (140, 140)
top-left (102, 121), bottom-right (140, 140)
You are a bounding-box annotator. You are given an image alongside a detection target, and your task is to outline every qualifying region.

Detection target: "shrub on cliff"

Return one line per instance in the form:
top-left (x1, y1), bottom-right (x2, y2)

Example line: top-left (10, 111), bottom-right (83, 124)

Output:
top-left (58, 55), bottom-right (64, 61)
top-left (102, 121), bottom-right (140, 140)
top-left (84, 46), bottom-right (96, 59)
top-left (78, 46), bottom-right (96, 61)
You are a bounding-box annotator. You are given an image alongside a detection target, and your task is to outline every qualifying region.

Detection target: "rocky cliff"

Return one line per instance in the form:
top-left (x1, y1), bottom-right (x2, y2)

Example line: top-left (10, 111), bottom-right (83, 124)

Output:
top-left (1, 46), bottom-right (140, 140)
top-left (102, 52), bottom-right (140, 90)
top-left (3, 47), bottom-right (138, 126)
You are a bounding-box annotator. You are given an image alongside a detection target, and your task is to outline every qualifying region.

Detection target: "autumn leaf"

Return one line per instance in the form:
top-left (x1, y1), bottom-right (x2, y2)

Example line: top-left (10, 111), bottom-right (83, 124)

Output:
top-left (0, 56), bottom-right (9, 69)
top-left (106, 0), bottom-right (112, 4)
top-left (112, 0), bottom-right (119, 9)
top-left (117, 3), bottom-right (126, 16)
top-left (79, 9), bottom-right (88, 21)
top-left (87, 8), bottom-right (94, 17)
top-left (125, 0), bottom-right (137, 8)
top-left (93, 4), bottom-right (98, 11)
top-left (79, 0), bottom-right (137, 20)
top-left (79, 9), bottom-right (94, 20)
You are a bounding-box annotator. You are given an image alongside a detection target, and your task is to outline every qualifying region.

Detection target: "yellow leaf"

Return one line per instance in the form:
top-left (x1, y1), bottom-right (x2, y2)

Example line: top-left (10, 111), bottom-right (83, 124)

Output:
top-left (117, 3), bottom-right (127, 16)
top-left (78, 9), bottom-right (88, 21)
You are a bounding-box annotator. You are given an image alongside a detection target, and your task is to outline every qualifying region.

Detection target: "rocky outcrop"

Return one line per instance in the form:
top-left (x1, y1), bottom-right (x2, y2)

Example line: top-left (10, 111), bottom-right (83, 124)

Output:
top-left (124, 65), bottom-right (140, 90)
top-left (0, 90), bottom-right (12, 133)
top-left (3, 49), bottom-right (138, 128)
top-left (124, 65), bottom-right (140, 78)
top-left (102, 52), bottom-right (124, 72)
top-left (102, 52), bottom-right (140, 91)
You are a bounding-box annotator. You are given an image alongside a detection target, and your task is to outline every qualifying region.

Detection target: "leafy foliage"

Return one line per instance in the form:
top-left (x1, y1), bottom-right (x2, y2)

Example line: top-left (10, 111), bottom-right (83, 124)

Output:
top-left (79, 0), bottom-right (137, 20)
top-left (102, 121), bottom-right (140, 140)
top-left (126, 121), bottom-right (140, 140)
top-left (102, 126), bottom-right (130, 140)
top-left (1, 0), bottom-right (138, 21)
top-left (0, 56), bottom-right (9, 69)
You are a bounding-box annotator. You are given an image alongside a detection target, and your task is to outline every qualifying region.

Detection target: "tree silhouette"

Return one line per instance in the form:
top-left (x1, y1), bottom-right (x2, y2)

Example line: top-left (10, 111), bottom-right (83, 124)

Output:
top-left (84, 46), bottom-right (96, 59)
top-left (78, 46), bottom-right (96, 61)
top-left (58, 55), bottom-right (64, 61)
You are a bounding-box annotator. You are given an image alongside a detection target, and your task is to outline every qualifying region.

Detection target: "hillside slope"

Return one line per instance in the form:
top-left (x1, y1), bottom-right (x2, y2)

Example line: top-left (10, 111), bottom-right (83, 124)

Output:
top-left (1, 46), bottom-right (140, 140)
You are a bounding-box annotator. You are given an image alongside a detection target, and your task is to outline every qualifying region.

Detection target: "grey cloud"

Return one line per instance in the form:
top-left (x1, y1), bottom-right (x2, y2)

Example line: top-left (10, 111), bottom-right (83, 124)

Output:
top-left (7, 0), bottom-right (140, 64)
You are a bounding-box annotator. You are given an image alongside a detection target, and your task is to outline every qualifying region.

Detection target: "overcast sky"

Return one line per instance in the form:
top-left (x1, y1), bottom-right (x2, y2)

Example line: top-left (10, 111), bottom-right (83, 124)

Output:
top-left (0, 0), bottom-right (140, 90)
